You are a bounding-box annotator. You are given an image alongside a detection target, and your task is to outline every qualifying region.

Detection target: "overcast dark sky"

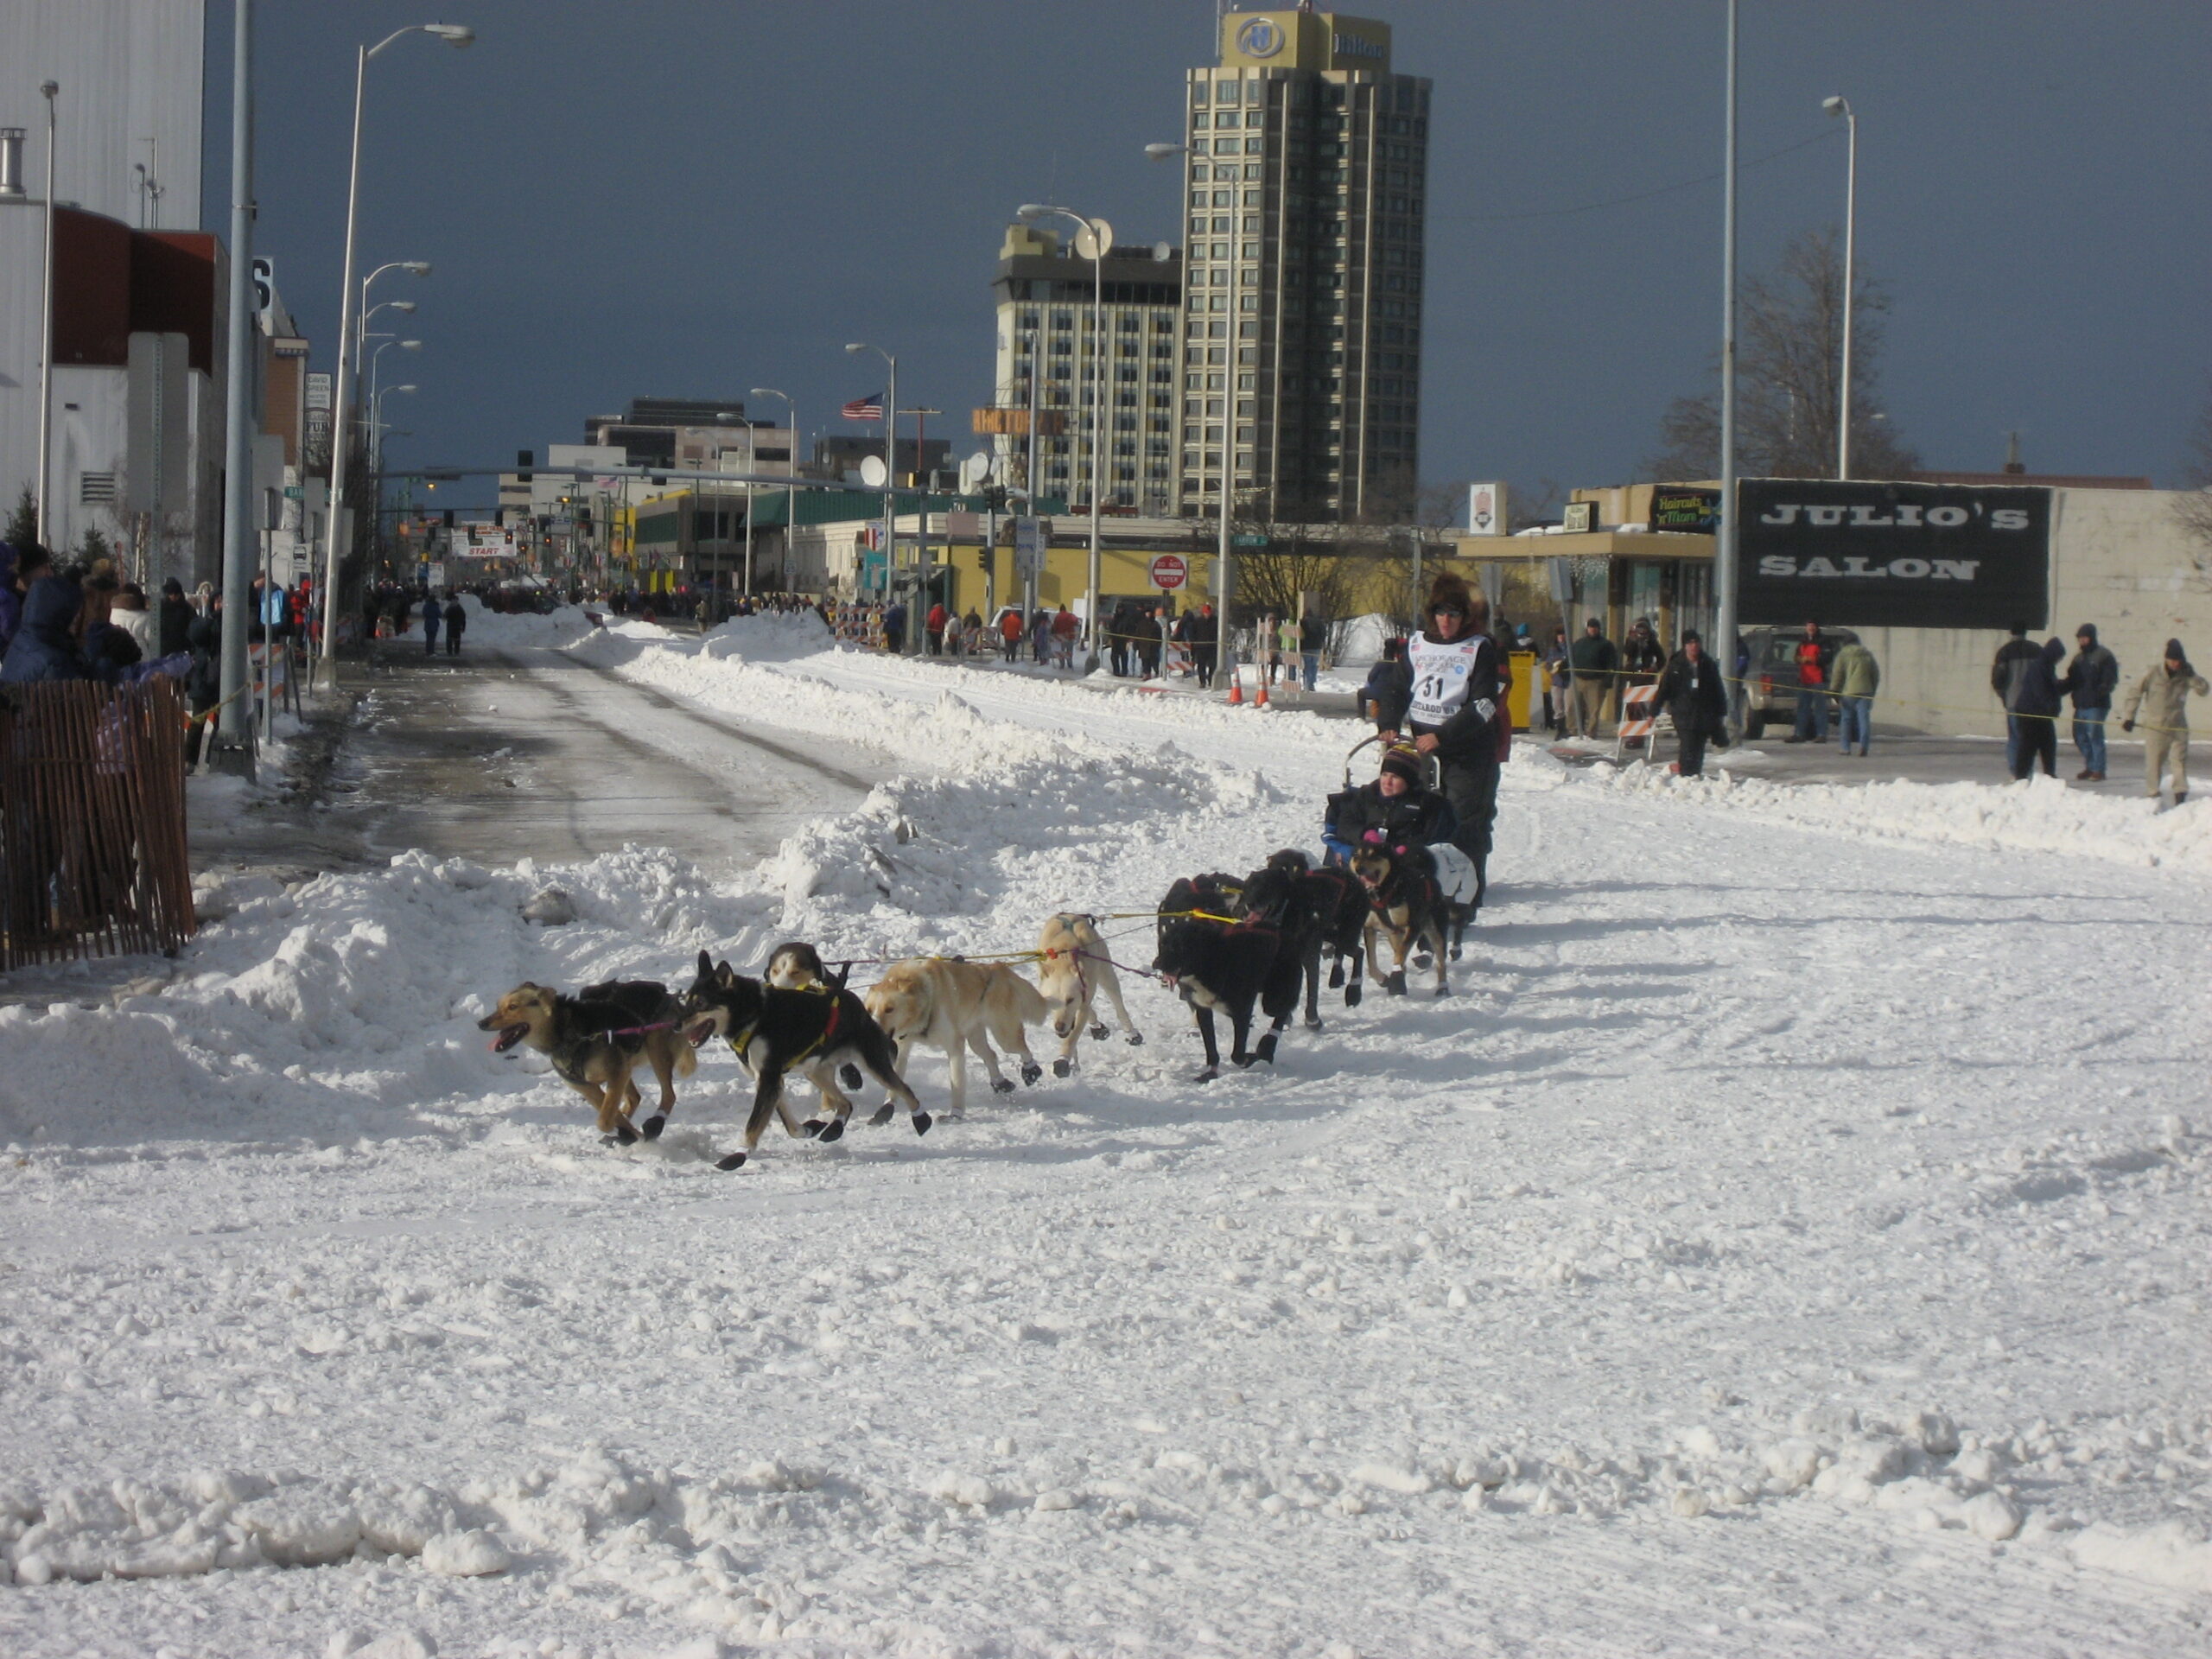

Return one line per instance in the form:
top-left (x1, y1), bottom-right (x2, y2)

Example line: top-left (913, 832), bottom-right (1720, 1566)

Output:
top-left (208, 1), bottom-right (2212, 512)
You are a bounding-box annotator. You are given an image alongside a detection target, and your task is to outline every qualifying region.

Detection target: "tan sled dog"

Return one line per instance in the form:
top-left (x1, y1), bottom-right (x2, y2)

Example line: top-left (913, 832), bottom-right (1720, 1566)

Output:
top-left (863, 957), bottom-right (1052, 1113)
top-left (1036, 913), bottom-right (1144, 1077)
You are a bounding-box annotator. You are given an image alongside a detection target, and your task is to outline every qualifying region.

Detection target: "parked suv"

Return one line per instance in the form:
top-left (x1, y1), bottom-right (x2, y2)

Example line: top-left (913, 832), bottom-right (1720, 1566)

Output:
top-left (1739, 626), bottom-right (1861, 740)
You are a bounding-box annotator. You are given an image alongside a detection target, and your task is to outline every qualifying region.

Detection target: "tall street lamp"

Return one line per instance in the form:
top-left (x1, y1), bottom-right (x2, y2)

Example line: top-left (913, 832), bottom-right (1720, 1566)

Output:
top-left (34, 80), bottom-right (58, 546)
top-left (1713, 0), bottom-right (1742, 732)
top-left (1823, 94), bottom-right (1859, 481)
top-left (318, 25), bottom-right (472, 690)
top-left (1018, 203), bottom-right (1111, 671)
top-left (748, 386), bottom-right (797, 594)
top-left (846, 342), bottom-right (916, 655)
top-left (367, 340), bottom-right (422, 465)
top-left (1147, 140), bottom-right (1236, 695)
top-left (355, 261), bottom-right (429, 365)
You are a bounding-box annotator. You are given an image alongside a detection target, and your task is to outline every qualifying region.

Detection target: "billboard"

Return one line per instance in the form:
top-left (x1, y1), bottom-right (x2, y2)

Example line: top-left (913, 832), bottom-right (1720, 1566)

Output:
top-left (1465, 481), bottom-right (1507, 536)
top-left (1649, 486), bottom-right (1719, 534)
top-left (1737, 480), bottom-right (2050, 631)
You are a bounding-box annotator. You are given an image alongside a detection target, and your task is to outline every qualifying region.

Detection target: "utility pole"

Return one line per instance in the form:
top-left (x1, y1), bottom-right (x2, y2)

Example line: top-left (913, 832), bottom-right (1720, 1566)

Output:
top-left (214, 0), bottom-right (257, 767)
top-left (1713, 0), bottom-right (1742, 729)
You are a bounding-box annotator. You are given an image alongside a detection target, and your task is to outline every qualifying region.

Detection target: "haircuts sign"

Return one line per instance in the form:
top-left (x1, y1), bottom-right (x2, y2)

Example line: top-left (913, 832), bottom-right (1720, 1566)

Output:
top-left (1738, 480), bottom-right (2050, 630)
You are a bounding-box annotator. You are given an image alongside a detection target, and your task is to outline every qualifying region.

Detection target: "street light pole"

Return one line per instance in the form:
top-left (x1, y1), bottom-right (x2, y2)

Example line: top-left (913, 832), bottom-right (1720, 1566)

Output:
top-left (847, 343), bottom-right (911, 652)
top-left (1824, 94), bottom-right (1858, 481)
top-left (1019, 204), bottom-right (1109, 671)
top-left (215, 0), bottom-right (256, 752)
top-left (1144, 140), bottom-right (1235, 696)
top-left (35, 80), bottom-right (58, 547)
top-left (316, 23), bottom-right (472, 691)
top-left (1713, 0), bottom-right (1742, 725)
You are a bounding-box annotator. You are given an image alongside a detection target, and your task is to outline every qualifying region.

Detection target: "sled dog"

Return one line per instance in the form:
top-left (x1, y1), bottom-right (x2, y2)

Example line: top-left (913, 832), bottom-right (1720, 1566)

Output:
top-left (676, 951), bottom-right (924, 1169)
top-left (478, 979), bottom-right (696, 1144)
top-left (1152, 891), bottom-right (1293, 1082)
top-left (1035, 913), bottom-right (1144, 1077)
top-left (863, 956), bottom-right (1053, 1113)
top-left (1349, 843), bottom-right (1456, 998)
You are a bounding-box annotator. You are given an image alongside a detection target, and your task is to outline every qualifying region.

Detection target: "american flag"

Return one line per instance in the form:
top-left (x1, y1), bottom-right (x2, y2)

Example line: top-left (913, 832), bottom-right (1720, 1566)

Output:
top-left (841, 391), bottom-right (884, 421)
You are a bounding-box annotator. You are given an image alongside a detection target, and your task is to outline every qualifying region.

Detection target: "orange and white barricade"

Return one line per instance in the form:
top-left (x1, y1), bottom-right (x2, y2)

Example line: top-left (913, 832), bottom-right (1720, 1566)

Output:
top-left (1613, 682), bottom-right (1661, 760)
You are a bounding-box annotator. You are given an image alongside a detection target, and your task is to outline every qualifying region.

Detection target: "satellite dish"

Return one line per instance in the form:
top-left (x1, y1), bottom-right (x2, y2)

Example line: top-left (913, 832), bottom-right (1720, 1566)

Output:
top-left (1153, 240), bottom-right (1173, 263)
top-left (959, 451), bottom-right (992, 493)
top-left (860, 454), bottom-right (888, 488)
top-left (1073, 217), bottom-right (1115, 261)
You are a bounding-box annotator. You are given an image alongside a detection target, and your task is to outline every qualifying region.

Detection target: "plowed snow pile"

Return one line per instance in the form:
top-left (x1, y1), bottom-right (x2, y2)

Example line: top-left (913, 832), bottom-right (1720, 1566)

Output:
top-left (0, 620), bottom-right (2205, 1657)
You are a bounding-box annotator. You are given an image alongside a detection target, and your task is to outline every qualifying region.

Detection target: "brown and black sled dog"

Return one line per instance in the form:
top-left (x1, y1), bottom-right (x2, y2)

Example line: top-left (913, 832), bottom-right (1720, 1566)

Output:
top-left (478, 979), bottom-right (696, 1144)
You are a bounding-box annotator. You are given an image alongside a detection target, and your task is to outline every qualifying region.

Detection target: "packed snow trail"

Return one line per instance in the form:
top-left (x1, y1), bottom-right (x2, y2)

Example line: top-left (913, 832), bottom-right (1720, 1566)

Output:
top-left (0, 613), bottom-right (2207, 1656)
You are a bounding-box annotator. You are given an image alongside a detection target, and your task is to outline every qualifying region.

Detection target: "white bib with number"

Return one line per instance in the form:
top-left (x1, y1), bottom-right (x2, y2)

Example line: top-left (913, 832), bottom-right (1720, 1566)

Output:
top-left (1407, 632), bottom-right (1491, 729)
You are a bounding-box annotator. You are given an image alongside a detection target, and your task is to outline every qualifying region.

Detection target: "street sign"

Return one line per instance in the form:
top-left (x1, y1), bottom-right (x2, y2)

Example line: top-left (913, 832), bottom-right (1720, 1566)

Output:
top-left (1232, 532), bottom-right (1268, 549)
top-left (1468, 481), bottom-right (1506, 535)
top-left (1148, 553), bottom-right (1187, 591)
top-left (1013, 516), bottom-right (1046, 579)
top-left (250, 256), bottom-right (274, 315)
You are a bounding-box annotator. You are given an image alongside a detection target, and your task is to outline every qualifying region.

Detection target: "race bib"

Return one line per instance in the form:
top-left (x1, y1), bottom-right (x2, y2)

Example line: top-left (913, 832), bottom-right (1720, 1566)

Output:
top-left (1408, 633), bottom-right (1488, 728)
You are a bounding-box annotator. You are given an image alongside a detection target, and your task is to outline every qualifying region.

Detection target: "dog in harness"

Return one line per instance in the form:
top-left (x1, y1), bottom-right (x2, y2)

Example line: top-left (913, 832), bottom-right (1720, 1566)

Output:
top-left (1153, 871), bottom-right (1299, 1081)
top-left (478, 979), bottom-right (696, 1146)
top-left (1348, 842), bottom-right (1459, 998)
top-left (676, 952), bottom-right (923, 1170)
top-left (1035, 912), bottom-right (1145, 1077)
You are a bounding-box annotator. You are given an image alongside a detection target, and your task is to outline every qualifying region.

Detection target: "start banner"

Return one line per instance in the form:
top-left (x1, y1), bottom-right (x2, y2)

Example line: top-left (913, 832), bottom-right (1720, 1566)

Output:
top-left (1737, 480), bottom-right (2049, 631)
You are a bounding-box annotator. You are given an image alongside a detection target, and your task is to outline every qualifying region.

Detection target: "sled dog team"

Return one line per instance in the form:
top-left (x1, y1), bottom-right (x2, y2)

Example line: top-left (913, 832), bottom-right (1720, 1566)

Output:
top-left (478, 841), bottom-right (1474, 1172)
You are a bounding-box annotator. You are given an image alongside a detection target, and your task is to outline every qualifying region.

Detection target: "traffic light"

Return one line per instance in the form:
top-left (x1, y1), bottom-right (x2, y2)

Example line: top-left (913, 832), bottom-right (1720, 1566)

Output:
top-left (442, 509), bottom-right (455, 528)
top-left (976, 545), bottom-right (990, 571)
top-left (517, 448), bottom-right (534, 483)
top-left (577, 505), bottom-right (593, 528)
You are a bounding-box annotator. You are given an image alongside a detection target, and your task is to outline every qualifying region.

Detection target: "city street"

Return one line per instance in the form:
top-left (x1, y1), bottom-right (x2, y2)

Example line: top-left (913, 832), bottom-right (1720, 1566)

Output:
top-left (194, 639), bottom-right (890, 880)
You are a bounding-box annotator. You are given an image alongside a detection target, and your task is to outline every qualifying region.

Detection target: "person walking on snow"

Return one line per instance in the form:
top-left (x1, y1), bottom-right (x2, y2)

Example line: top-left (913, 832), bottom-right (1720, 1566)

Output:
top-left (1654, 631), bottom-right (1730, 778)
top-left (1372, 571), bottom-right (1503, 908)
top-left (442, 594), bottom-right (466, 657)
top-left (2061, 624), bottom-right (2119, 780)
top-left (421, 593), bottom-right (442, 655)
top-left (1829, 636), bottom-right (1880, 756)
top-left (2122, 639), bottom-right (2209, 804)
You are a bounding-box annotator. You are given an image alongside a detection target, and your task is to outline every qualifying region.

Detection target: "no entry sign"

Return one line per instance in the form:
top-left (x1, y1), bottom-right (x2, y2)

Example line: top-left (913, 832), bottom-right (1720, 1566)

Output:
top-left (1149, 554), bottom-right (1188, 591)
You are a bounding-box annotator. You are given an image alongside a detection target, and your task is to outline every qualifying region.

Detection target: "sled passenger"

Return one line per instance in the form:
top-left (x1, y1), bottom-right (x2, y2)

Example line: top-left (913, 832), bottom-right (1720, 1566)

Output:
top-left (1325, 741), bottom-right (1456, 866)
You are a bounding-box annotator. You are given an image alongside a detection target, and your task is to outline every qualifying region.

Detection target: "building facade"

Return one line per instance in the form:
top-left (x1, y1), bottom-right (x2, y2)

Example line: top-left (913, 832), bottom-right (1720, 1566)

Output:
top-left (988, 224), bottom-right (1184, 515)
top-left (1178, 8), bottom-right (1428, 524)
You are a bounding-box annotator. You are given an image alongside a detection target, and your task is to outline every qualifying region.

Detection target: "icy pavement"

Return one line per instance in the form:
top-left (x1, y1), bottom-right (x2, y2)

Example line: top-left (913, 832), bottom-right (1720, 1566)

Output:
top-left (0, 613), bottom-right (2207, 1656)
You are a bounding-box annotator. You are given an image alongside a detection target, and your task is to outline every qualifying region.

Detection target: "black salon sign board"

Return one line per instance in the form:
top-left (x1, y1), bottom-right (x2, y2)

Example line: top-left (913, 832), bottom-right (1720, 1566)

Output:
top-left (1736, 480), bottom-right (2050, 630)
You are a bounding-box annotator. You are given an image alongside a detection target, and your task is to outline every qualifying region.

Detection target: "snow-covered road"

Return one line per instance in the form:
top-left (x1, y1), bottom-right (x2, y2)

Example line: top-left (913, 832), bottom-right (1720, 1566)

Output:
top-left (1, 611), bottom-right (2206, 1656)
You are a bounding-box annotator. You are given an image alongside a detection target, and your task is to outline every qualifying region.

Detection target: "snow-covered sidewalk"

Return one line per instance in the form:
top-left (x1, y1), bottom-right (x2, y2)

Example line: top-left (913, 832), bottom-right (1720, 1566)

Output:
top-left (0, 614), bottom-right (2206, 1656)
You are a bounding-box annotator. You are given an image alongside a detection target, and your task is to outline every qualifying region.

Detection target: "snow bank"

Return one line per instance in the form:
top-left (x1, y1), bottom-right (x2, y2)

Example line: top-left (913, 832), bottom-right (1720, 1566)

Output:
top-left (1575, 757), bottom-right (2212, 874)
top-left (699, 607), bottom-right (834, 662)
top-left (454, 597), bottom-right (595, 649)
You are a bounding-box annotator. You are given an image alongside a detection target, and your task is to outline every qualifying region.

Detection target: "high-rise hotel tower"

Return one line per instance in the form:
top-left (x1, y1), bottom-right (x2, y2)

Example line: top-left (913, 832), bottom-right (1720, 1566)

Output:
top-left (1178, 8), bottom-right (1429, 523)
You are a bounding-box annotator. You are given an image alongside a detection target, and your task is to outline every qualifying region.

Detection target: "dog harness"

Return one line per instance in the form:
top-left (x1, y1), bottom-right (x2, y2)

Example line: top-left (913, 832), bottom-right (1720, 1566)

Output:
top-left (728, 990), bottom-right (843, 1067)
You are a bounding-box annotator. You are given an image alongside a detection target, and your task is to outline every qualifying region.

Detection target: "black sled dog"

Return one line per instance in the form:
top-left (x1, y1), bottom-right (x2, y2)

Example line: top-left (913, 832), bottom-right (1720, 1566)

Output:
top-left (676, 951), bottom-right (925, 1169)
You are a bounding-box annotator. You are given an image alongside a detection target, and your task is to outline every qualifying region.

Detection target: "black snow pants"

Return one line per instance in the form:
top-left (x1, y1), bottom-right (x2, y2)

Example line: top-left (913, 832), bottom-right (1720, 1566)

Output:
top-left (1436, 753), bottom-right (1499, 907)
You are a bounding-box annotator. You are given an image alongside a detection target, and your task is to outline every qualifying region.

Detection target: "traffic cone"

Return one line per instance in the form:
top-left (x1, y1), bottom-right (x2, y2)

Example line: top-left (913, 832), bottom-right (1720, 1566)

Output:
top-left (1228, 670), bottom-right (1243, 706)
top-left (1255, 673), bottom-right (1269, 709)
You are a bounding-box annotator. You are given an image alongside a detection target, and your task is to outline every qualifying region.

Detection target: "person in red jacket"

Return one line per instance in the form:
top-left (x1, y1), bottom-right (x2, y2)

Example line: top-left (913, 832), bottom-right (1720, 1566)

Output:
top-left (925, 601), bottom-right (948, 656)
top-left (1786, 619), bottom-right (1834, 744)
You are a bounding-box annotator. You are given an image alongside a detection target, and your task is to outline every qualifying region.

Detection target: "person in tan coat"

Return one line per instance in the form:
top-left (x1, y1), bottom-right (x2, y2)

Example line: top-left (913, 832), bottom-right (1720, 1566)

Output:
top-left (2121, 639), bottom-right (2209, 804)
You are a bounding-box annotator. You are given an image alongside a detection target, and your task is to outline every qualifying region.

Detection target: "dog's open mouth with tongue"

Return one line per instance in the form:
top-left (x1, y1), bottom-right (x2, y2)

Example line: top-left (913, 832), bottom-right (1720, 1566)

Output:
top-left (483, 1020), bottom-right (529, 1053)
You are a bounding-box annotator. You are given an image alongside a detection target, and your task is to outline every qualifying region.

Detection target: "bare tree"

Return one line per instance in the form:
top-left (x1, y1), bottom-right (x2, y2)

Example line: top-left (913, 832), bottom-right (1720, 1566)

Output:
top-left (1647, 227), bottom-right (1920, 481)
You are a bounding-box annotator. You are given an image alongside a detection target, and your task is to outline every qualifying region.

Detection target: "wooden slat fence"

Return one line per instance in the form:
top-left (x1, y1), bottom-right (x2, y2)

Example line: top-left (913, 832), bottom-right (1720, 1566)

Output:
top-left (0, 678), bottom-right (197, 969)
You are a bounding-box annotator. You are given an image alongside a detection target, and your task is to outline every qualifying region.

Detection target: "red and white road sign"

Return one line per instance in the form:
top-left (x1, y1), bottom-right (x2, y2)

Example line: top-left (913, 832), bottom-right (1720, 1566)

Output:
top-left (1149, 554), bottom-right (1188, 591)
